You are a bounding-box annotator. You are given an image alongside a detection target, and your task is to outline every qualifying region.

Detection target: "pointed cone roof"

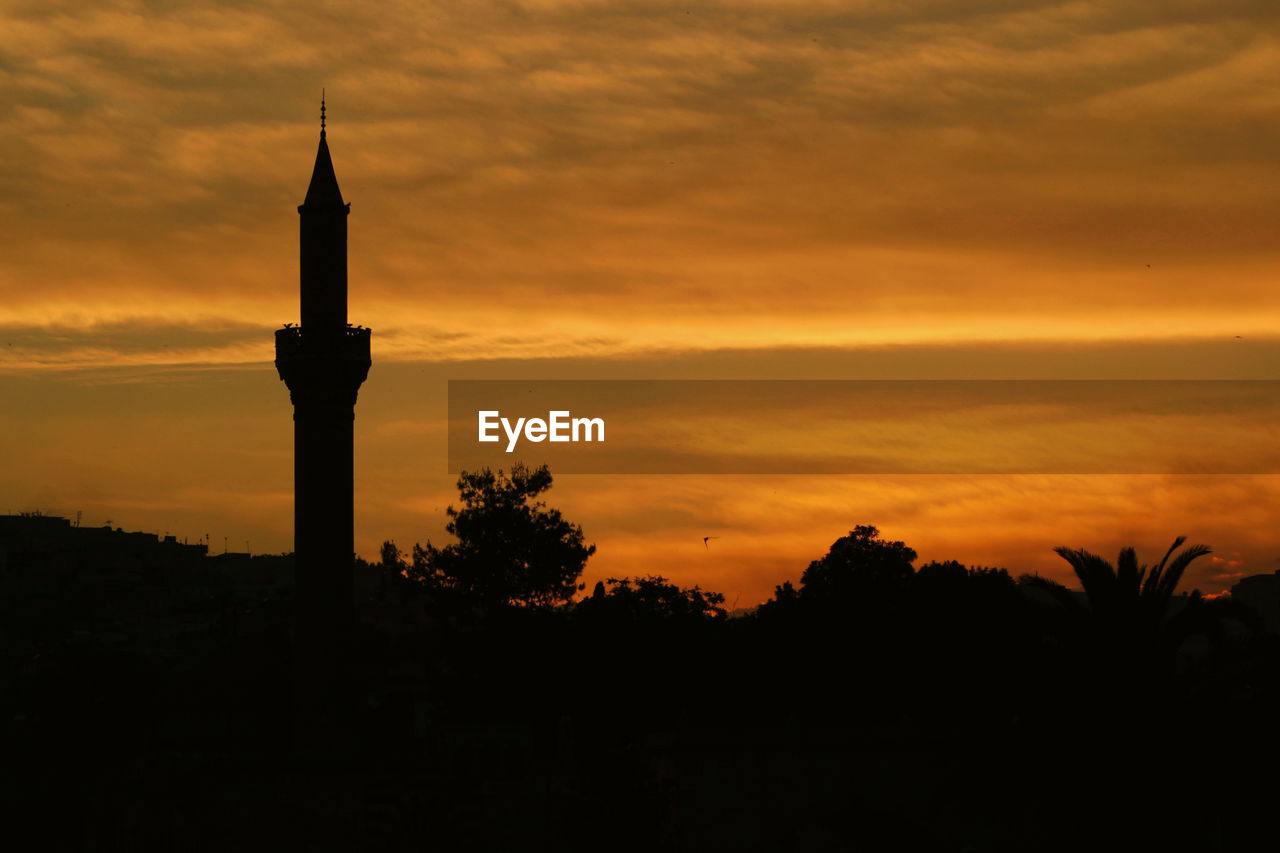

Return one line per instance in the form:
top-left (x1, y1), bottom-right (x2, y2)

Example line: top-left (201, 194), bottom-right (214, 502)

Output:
top-left (303, 131), bottom-right (345, 208)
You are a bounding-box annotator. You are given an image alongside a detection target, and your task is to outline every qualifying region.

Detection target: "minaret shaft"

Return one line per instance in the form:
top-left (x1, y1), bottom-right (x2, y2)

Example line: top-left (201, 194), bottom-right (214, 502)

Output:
top-left (300, 208), bottom-right (348, 329)
top-left (292, 396), bottom-right (355, 631)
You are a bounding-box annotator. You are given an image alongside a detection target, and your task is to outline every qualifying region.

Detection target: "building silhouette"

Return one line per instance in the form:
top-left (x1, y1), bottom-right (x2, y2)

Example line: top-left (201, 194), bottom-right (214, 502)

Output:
top-left (1231, 569), bottom-right (1280, 633)
top-left (0, 513), bottom-right (208, 578)
top-left (274, 97), bottom-right (371, 752)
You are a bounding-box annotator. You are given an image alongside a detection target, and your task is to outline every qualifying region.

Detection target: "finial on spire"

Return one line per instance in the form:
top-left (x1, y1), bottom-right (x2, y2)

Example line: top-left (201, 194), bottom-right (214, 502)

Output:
top-left (304, 90), bottom-right (345, 209)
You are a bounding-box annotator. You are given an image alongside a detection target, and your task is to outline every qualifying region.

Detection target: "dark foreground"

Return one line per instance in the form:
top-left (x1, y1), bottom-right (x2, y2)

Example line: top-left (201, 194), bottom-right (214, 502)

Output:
top-left (5, 546), bottom-right (1280, 851)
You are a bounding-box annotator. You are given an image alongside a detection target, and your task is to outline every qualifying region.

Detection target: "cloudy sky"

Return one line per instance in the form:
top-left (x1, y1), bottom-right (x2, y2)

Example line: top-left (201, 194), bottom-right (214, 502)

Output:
top-left (2, 0), bottom-right (1278, 600)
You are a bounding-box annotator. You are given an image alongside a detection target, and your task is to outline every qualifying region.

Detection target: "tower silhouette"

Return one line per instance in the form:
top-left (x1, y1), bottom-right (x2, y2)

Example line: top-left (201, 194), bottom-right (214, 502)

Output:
top-left (274, 96), bottom-right (371, 752)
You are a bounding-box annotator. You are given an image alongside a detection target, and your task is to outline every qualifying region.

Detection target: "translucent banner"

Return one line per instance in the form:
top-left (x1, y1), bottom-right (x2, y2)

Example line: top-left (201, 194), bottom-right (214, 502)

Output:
top-left (447, 380), bottom-right (1280, 474)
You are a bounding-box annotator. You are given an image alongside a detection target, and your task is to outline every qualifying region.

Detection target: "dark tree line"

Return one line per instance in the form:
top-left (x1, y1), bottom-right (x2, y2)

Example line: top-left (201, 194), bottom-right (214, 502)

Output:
top-left (7, 465), bottom-right (1280, 851)
top-left (360, 466), bottom-right (1278, 851)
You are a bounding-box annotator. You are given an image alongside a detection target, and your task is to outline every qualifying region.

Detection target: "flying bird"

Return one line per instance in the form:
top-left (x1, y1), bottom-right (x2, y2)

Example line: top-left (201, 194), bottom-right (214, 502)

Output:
top-left (703, 536), bottom-right (720, 549)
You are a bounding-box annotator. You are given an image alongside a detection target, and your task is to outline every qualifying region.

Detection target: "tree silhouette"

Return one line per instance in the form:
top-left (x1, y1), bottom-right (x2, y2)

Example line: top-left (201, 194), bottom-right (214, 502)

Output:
top-left (798, 524), bottom-right (916, 602)
top-left (914, 558), bottom-right (968, 586)
top-left (576, 575), bottom-right (727, 623)
top-left (408, 464), bottom-right (594, 611)
top-left (379, 540), bottom-right (406, 575)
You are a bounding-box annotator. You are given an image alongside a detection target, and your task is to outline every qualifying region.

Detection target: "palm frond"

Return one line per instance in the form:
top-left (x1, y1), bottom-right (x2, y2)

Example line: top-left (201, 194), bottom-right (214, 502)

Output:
top-left (1141, 536), bottom-right (1184, 600)
top-left (1158, 536), bottom-right (1188, 570)
top-left (1055, 546), bottom-right (1117, 614)
top-left (1116, 547), bottom-right (1140, 595)
top-left (1153, 542), bottom-right (1211, 602)
top-left (1021, 574), bottom-right (1088, 613)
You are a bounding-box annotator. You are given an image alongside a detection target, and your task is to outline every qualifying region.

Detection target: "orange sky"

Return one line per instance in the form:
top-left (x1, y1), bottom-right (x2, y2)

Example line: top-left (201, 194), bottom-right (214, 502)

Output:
top-left (2, 1), bottom-right (1278, 601)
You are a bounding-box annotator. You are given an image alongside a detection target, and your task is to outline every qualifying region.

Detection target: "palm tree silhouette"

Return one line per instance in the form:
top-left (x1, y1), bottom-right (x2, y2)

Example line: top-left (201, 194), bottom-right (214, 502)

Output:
top-left (1031, 539), bottom-right (1225, 848)
top-left (1038, 537), bottom-right (1212, 678)
top-left (1054, 536), bottom-right (1210, 631)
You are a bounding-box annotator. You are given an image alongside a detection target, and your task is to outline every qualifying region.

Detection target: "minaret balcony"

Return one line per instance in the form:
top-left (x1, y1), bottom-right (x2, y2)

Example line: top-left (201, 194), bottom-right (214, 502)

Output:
top-left (274, 325), bottom-right (372, 402)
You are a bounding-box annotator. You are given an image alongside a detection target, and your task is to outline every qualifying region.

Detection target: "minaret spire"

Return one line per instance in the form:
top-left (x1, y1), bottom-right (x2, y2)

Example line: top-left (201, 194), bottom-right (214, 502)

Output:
top-left (303, 92), bottom-right (345, 211)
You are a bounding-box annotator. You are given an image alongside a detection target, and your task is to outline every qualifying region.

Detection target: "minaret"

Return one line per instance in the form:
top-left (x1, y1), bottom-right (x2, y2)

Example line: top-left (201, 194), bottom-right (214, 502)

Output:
top-left (275, 96), bottom-right (371, 751)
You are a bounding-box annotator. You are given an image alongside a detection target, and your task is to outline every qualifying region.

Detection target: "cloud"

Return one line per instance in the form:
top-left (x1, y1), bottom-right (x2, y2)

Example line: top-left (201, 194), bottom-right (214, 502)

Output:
top-left (2, 0), bottom-right (1278, 347)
